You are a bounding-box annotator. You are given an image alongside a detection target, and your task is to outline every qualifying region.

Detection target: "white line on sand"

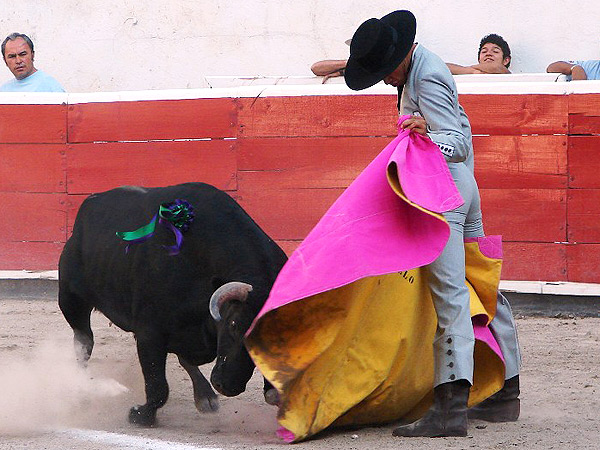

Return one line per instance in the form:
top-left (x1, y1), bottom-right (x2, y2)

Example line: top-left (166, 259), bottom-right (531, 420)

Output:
top-left (56, 428), bottom-right (222, 450)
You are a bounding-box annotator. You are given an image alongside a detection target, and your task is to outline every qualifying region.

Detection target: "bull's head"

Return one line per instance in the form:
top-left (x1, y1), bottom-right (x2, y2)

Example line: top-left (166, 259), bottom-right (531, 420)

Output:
top-left (209, 281), bottom-right (257, 396)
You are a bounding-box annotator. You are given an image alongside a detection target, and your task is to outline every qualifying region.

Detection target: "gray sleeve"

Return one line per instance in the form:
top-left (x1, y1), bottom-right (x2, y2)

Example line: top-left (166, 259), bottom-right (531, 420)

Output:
top-left (414, 72), bottom-right (471, 163)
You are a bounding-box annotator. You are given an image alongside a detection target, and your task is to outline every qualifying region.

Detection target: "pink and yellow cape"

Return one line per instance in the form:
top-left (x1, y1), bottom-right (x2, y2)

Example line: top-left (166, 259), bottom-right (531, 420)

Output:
top-left (246, 116), bottom-right (506, 442)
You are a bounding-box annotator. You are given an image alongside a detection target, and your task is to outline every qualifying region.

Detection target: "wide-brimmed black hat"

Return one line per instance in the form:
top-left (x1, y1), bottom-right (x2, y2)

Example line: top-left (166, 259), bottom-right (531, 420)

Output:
top-left (344, 10), bottom-right (416, 91)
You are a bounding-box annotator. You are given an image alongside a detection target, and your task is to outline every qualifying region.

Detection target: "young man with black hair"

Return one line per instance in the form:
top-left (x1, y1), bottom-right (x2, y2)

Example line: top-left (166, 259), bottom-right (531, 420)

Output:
top-left (344, 10), bottom-right (521, 438)
top-left (447, 33), bottom-right (512, 75)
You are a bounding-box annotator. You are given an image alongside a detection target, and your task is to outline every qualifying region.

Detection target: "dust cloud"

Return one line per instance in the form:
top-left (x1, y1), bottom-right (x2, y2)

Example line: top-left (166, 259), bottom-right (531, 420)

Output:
top-left (0, 339), bottom-right (129, 435)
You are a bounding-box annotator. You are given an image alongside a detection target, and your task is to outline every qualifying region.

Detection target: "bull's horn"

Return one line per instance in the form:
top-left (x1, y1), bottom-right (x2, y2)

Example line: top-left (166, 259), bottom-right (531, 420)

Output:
top-left (209, 282), bottom-right (253, 321)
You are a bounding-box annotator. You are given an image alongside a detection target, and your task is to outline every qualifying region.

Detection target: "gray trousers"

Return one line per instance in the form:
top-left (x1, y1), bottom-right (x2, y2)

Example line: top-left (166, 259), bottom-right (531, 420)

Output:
top-left (426, 163), bottom-right (521, 386)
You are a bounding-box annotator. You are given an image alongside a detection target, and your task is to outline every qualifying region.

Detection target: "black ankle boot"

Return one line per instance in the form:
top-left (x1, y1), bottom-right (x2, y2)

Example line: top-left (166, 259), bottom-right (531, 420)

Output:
top-left (392, 380), bottom-right (469, 437)
top-left (468, 375), bottom-right (520, 422)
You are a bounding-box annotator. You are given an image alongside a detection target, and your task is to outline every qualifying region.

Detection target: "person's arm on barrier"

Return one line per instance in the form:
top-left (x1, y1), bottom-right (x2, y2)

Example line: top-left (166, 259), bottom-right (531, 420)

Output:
top-left (547, 61), bottom-right (588, 80)
top-left (311, 60), bottom-right (348, 83)
top-left (446, 63), bottom-right (485, 75)
top-left (469, 61), bottom-right (511, 74)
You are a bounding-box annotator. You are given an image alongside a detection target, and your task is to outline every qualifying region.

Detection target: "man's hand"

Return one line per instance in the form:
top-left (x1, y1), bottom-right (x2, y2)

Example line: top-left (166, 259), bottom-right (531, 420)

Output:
top-left (322, 69), bottom-right (345, 83)
top-left (401, 115), bottom-right (427, 135)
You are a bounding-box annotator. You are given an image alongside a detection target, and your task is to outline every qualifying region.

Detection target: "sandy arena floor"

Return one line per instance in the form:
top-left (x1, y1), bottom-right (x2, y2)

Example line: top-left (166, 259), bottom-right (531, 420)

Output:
top-left (0, 297), bottom-right (599, 450)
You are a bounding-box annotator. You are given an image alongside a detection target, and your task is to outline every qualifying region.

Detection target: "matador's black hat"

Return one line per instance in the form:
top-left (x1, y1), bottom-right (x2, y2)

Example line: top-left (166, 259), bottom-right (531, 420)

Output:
top-left (344, 10), bottom-right (416, 91)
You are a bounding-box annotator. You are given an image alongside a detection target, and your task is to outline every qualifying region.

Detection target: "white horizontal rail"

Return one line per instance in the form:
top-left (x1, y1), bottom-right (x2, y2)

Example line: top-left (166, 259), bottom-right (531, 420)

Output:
top-left (2, 74), bottom-right (600, 105)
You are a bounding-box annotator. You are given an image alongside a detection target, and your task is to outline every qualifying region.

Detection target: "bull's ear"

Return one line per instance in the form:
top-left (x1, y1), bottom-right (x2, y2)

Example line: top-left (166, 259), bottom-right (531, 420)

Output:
top-left (209, 282), bottom-right (253, 321)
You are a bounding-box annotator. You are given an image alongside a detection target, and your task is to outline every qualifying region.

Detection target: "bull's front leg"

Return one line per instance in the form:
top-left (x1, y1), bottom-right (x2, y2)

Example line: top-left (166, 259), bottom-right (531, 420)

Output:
top-left (177, 355), bottom-right (219, 413)
top-left (129, 334), bottom-right (169, 426)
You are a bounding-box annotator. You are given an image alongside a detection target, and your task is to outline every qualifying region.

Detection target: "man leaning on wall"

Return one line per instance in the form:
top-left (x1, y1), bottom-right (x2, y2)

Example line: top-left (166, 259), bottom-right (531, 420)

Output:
top-left (446, 33), bottom-right (512, 75)
top-left (1, 33), bottom-right (65, 92)
top-left (311, 33), bottom-right (512, 84)
top-left (546, 58), bottom-right (600, 80)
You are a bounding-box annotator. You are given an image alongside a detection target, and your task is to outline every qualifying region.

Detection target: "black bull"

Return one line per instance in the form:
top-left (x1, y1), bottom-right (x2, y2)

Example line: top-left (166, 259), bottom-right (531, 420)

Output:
top-left (58, 183), bottom-right (287, 426)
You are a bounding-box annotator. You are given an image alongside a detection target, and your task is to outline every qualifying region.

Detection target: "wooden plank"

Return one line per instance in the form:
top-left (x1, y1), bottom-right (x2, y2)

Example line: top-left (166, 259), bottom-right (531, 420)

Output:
top-left (0, 104), bottom-right (67, 144)
top-left (502, 242), bottom-right (567, 281)
top-left (473, 135), bottom-right (567, 189)
top-left (238, 136), bottom-right (390, 189)
top-left (66, 140), bottom-right (237, 194)
top-left (0, 193), bottom-right (67, 242)
top-left (567, 244), bottom-right (600, 283)
top-left (460, 94), bottom-right (568, 135)
top-left (568, 136), bottom-right (600, 188)
top-left (68, 98), bottom-right (237, 143)
top-left (237, 95), bottom-right (398, 138)
top-left (569, 116), bottom-right (600, 135)
top-left (569, 93), bottom-right (600, 114)
top-left (0, 144), bottom-right (66, 193)
top-left (238, 94), bottom-right (568, 138)
top-left (0, 241), bottom-right (63, 270)
top-left (276, 240), bottom-right (301, 258)
top-left (568, 93), bottom-right (600, 135)
top-left (567, 189), bottom-right (600, 243)
top-left (480, 189), bottom-right (566, 242)
top-left (236, 186), bottom-right (343, 240)
top-left (66, 194), bottom-right (88, 236)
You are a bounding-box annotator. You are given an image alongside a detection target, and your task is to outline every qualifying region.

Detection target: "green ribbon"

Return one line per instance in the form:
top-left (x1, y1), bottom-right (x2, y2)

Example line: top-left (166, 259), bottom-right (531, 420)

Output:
top-left (115, 214), bottom-right (159, 242)
top-left (116, 199), bottom-right (195, 254)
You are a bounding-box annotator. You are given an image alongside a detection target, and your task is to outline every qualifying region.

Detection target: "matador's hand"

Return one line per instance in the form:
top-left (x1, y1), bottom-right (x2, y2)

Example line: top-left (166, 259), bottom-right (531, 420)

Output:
top-left (401, 115), bottom-right (427, 135)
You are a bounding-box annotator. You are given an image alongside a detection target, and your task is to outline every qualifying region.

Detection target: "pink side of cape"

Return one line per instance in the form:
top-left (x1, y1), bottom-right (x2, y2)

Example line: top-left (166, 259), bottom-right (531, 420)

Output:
top-left (473, 315), bottom-right (505, 363)
top-left (249, 117), bottom-right (463, 328)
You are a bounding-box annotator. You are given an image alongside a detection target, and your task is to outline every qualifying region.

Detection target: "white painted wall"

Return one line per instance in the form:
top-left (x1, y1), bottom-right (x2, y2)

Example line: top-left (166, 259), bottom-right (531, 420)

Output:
top-left (1, 0), bottom-right (599, 92)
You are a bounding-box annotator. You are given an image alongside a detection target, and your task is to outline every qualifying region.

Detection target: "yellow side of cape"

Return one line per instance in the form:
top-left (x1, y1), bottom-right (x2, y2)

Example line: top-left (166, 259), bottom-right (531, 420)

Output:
top-left (246, 240), bottom-right (505, 442)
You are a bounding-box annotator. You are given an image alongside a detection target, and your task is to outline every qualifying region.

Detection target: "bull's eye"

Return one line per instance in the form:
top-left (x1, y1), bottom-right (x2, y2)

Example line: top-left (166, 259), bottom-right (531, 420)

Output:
top-left (229, 320), bottom-right (237, 331)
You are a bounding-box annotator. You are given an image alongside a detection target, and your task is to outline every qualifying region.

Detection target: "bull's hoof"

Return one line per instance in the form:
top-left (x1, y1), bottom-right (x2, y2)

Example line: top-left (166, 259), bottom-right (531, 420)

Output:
top-left (129, 405), bottom-right (157, 427)
top-left (196, 395), bottom-right (219, 413)
top-left (264, 388), bottom-right (280, 406)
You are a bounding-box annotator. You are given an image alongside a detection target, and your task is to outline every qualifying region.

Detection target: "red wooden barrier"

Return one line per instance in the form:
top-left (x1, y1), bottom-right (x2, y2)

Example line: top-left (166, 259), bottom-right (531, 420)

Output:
top-left (568, 94), bottom-right (600, 135)
top-left (472, 135), bottom-right (567, 189)
top-left (237, 184), bottom-right (344, 240)
top-left (0, 90), bottom-right (598, 285)
top-left (68, 98), bottom-right (237, 143)
top-left (568, 136), bottom-right (600, 188)
top-left (66, 140), bottom-right (237, 194)
top-left (0, 104), bottom-right (67, 143)
top-left (480, 189), bottom-right (566, 242)
top-left (237, 137), bottom-right (390, 189)
top-left (0, 193), bottom-right (67, 242)
top-left (567, 189), bottom-right (600, 243)
top-left (1, 242), bottom-right (65, 270)
top-left (237, 95), bottom-right (398, 138)
top-left (503, 242), bottom-right (567, 281)
top-left (567, 244), bottom-right (600, 283)
top-left (0, 144), bottom-right (66, 193)
top-left (461, 94), bottom-right (568, 135)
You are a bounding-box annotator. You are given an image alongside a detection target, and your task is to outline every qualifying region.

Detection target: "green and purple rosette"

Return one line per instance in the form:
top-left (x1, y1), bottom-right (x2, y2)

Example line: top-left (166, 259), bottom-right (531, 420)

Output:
top-left (116, 199), bottom-right (195, 255)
